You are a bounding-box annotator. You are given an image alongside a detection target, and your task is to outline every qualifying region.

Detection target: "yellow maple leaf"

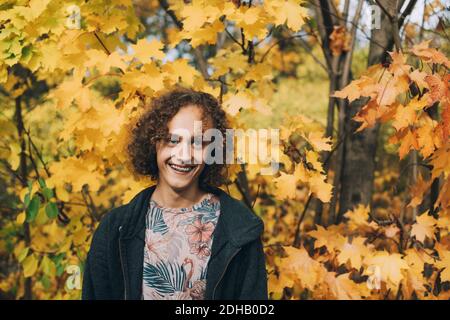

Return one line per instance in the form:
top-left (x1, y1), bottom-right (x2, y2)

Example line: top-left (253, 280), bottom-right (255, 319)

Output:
top-left (333, 76), bottom-right (377, 102)
top-left (337, 237), bottom-right (373, 270)
top-left (411, 211), bottom-right (437, 242)
top-left (268, 272), bottom-right (294, 296)
top-left (403, 248), bottom-right (433, 299)
top-left (228, 6), bottom-right (270, 40)
top-left (344, 204), bottom-right (376, 232)
top-left (180, 6), bottom-right (207, 31)
top-left (222, 91), bottom-right (253, 116)
top-left (186, 20), bottom-right (224, 48)
top-left (364, 251), bottom-right (409, 289)
top-left (281, 246), bottom-right (326, 290)
top-left (209, 47), bottom-right (248, 78)
top-left (308, 172), bottom-right (333, 203)
top-left (162, 58), bottom-right (198, 86)
top-left (51, 72), bottom-right (83, 109)
top-left (392, 103), bottom-right (417, 131)
top-left (131, 38), bottom-right (165, 62)
top-left (436, 245), bottom-right (450, 282)
top-left (324, 272), bottom-right (371, 299)
top-left (273, 171), bottom-right (298, 200)
top-left (304, 131), bottom-right (332, 152)
top-left (305, 149), bottom-right (323, 172)
top-left (264, 0), bottom-right (308, 32)
top-left (308, 225), bottom-right (346, 251)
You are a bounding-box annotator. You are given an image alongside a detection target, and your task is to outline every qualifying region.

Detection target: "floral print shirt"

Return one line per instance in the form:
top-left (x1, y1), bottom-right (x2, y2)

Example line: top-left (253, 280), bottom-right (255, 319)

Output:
top-left (142, 193), bottom-right (221, 300)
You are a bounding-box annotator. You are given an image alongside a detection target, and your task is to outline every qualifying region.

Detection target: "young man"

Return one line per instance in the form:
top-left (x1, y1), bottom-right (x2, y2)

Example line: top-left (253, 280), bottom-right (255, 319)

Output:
top-left (81, 87), bottom-right (268, 300)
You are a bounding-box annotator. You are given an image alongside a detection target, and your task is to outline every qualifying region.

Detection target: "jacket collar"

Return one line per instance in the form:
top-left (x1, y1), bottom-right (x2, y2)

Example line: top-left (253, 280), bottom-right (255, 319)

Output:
top-left (119, 184), bottom-right (264, 248)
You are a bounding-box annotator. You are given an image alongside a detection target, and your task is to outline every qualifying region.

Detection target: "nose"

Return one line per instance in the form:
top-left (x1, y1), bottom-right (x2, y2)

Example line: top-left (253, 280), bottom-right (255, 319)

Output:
top-left (172, 140), bottom-right (193, 164)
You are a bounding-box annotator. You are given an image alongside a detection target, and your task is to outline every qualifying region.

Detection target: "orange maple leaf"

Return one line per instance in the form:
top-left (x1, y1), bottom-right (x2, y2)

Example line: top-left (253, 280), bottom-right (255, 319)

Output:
top-left (408, 174), bottom-right (432, 208)
top-left (411, 40), bottom-right (450, 68)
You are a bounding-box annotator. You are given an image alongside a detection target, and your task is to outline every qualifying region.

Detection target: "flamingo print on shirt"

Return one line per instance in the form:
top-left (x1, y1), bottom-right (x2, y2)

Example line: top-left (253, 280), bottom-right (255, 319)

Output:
top-left (142, 193), bottom-right (221, 300)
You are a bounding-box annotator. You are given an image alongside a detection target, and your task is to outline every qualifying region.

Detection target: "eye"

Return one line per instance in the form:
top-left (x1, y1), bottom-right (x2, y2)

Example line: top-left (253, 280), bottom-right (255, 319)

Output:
top-left (168, 134), bottom-right (180, 145)
top-left (192, 137), bottom-right (203, 148)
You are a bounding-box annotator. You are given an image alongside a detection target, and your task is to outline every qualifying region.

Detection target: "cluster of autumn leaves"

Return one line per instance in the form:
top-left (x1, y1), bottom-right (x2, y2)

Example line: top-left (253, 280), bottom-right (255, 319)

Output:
top-left (265, 203), bottom-right (450, 299)
top-left (264, 42), bottom-right (450, 300)
top-left (334, 41), bottom-right (449, 214)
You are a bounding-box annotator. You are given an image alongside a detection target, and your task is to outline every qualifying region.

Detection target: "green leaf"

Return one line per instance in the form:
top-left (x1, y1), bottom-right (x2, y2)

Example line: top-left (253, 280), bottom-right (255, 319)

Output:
top-left (21, 45), bottom-right (32, 62)
top-left (41, 255), bottom-right (56, 276)
top-left (38, 177), bottom-right (46, 188)
top-left (24, 192), bottom-right (30, 208)
top-left (26, 195), bottom-right (40, 222)
top-left (42, 187), bottom-right (54, 200)
top-left (45, 201), bottom-right (58, 219)
top-left (143, 262), bottom-right (186, 295)
top-left (41, 274), bottom-right (51, 290)
top-left (56, 263), bottom-right (65, 277)
top-left (52, 253), bottom-right (66, 277)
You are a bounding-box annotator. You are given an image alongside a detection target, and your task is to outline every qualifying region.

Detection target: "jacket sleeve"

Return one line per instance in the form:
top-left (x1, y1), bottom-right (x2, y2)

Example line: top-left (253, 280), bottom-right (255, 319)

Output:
top-left (81, 250), bottom-right (95, 299)
top-left (236, 236), bottom-right (268, 300)
top-left (81, 214), bottom-right (111, 300)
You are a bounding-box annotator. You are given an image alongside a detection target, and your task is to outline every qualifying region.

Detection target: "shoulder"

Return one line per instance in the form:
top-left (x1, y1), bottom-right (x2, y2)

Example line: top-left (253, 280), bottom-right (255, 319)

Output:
top-left (92, 204), bottom-right (128, 241)
top-left (208, 186), bottom-right (265, 245)
top-left (220, 188), bottom-right (263, 223)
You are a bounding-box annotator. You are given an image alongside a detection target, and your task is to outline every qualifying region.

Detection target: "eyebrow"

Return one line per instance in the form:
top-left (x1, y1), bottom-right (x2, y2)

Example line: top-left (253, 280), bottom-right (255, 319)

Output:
top-left (168, 133), bottom-right (203, 142)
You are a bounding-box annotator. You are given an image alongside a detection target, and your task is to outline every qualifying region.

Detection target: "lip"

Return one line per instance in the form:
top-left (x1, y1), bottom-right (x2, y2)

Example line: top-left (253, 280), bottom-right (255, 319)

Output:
top-left (167, 162), bottom-right (198, 175)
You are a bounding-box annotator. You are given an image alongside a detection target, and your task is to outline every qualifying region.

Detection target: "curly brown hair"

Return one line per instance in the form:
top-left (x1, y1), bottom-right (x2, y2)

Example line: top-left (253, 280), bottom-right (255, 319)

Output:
top-left (127, 86), bottom-right (230, 190)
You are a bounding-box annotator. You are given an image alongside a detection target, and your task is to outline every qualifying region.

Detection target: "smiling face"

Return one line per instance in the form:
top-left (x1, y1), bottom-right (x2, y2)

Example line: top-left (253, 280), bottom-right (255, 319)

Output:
top-left (155, 104), bottom-right (212, 193)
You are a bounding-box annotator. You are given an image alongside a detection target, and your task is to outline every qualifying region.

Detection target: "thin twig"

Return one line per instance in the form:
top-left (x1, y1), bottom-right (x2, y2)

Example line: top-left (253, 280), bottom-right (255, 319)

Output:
top-left (224, 27), bottom-right (246, 52)
top-left (24, 128), bottom-right (50, 177)
top-left (374, 0), bottom-right (393, 20)
top-left (93, 31), bottom-right (111, 55)
top-left (251, 184), bottom-right (260, 208)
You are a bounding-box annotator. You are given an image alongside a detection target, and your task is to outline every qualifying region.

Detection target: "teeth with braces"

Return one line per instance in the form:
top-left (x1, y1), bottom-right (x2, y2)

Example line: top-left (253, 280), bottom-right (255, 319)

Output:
top-left (169, 163), bottom-right (195, 172)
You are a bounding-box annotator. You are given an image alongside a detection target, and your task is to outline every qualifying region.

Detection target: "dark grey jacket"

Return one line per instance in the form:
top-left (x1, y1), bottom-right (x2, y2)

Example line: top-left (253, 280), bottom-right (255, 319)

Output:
top-left (81, 184), bottom-right (268, 300)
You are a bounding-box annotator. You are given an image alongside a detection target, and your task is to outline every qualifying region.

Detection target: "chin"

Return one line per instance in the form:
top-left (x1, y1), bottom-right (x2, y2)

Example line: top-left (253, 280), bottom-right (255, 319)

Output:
top-left (167, 180), bottom-right (192, 191)
top-left (165, 174), bottom-right (198, 191)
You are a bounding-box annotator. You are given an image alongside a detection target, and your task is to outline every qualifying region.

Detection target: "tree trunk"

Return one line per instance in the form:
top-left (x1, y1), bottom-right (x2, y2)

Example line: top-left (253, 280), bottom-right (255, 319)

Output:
top-left (337, 0), bottom-right (398, 222)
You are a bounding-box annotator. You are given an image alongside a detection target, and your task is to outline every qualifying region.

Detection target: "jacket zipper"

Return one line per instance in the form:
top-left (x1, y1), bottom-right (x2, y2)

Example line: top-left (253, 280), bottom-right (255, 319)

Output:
top-left (118, 226), bottom-right (128, 300)
top-left (212, 247), bottom-right (241, 300)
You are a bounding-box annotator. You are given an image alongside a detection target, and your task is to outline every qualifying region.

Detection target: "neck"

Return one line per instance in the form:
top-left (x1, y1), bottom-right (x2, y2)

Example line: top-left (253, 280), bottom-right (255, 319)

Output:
top-left (151, 181), bottom-right (207, 209)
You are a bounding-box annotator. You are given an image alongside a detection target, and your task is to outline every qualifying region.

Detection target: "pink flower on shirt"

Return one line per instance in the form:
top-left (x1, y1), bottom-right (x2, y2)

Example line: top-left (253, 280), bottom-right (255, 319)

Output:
top-left (189, 242), bottom-right (211, 260)
top-left (185, 217), bottom-right (214, 243)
